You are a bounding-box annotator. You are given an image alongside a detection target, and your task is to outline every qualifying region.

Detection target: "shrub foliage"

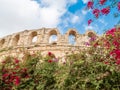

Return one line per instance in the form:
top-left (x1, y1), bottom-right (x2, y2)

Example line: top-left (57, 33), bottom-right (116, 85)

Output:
top-left (0, 27), bottom-right (120, 90)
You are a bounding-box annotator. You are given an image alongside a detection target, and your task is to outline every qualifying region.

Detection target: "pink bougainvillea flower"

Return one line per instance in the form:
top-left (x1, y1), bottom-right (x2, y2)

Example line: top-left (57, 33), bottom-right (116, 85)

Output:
top-left (22, 68), bottom-right (27, 72)
top-left (25, 75), bottom-right (30, 78)
top-left (116, 59), bottom-right (120, 65)
top-left (2, 73), bottom-right (9, 78)
top-left (9, 75), bottom-right (15, 82)
top-left (48, 60), bottom-right (53, 63)
top-left (48, 52), bottom-right (52, 56)
top-left (87, 1), bottom-right (93, 9)
top-left (118, 2), bottom-right (120, 11)
top-left (2, 60), bottom-right (6, 64)
top-left (88, 19), bottom-right (92, 25)
top-left (113, 40), bottom-right (120, 48)
top-left (89, 37), bottom-right (96, 42)
top-left (15, 65), bottom-right (20, 69)
top-left (85, 42), bottom-right (90, 46)
top-left (12, 72), bottom-right (17, 75)
top-left (99, 0), bottom-right (106, 5)
top-left (110, 49), bottom-right (120, 62)
top-left (106, 28), bottom-right (116, 37)
top-left (103, 40), bottom-right (110, 49)
top-left (93, 42), bottom-right (99, 47)
top-left (104, 61), bottom-right (109, 65)
top-left (101, 7), bottom-right (110, 15)
top-left (93, 9), bottom-right (100, 18)
top-left (14, 76), bottom-right (20, 86)
top-left (2, 69), bottom-right (8, 73)
top-left (14, 58), bottom-right (19, 64)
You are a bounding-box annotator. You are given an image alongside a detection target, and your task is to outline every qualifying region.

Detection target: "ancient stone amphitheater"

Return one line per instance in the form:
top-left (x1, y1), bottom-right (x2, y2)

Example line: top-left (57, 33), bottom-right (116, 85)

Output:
top-left (0, 28), bottom-right (97, 59)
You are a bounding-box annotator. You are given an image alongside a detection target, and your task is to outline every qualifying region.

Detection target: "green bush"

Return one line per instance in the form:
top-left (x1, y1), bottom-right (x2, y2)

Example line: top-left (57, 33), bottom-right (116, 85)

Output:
top-left (0, 27), bottom-right (120, 90)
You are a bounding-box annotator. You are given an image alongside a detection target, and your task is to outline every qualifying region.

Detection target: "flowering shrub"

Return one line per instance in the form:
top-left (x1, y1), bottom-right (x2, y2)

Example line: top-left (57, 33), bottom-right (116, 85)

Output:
top-left (0, 27), bottom-right (120, 89)
top-left (91, 26), bottom-right (120, 65)
top-left (0, 52), bottom-right (39, 90)
top-left (1, 57), bottom-right (28, 88)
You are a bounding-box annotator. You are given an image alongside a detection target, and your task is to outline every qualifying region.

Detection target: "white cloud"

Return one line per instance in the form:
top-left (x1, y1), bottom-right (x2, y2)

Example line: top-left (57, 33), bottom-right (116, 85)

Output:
top-left (82, 0), bottom-right (89, 4)
top-left (60, 11), bottom-right (84, 28)
top-left (83, 24), bottom-right (100, 34)
top-left (71, 15), bottom-right (80, 24)
top-left (0, 0), bottom-right (77, 38)
top-left (84, 25), bottom-right (93, 30)
top-left (99, 19), bottom-right (108, 26)
top-left (81, 7), bottom-right (90, 15)
top-left (68, 0), bottom-right (77, 5)
top-left (0, 0), bottom-right (40, 37)
top-left (81, 9), bottom-right (87, 15)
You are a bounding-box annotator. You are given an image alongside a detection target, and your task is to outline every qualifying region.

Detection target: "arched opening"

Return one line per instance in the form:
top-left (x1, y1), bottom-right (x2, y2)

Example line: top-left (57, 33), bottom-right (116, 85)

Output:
top-left (13, 34), bottom-right (20, 46)
top-left (31, 32), bottom-right (37, 44)
top-left (49, 35), bottom-right (57, 43)
top-left (48, 30), bottom-right (58, 44)
top-left (68, 30), bottom-right (77, 45)
top-left (32, 36), bottom-right (37, 43)
top-left (0, 39), bottom-right (5, 47)
top-left (87, 32), bottom-right (95, 38)
top-left (87, 31), bottom-right (97, 43)
top-left (69, 34), bottom-right (76, 45)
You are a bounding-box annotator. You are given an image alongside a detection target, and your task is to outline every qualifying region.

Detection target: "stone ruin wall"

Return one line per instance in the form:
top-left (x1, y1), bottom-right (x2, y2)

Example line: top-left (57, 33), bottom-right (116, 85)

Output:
top-left (0, 28), bottom-right (97, 59)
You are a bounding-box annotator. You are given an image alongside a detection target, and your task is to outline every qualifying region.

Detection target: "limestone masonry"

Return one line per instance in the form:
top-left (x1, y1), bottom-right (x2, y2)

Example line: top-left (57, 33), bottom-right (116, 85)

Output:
top-left (0, 28), bottom-right (97, 59)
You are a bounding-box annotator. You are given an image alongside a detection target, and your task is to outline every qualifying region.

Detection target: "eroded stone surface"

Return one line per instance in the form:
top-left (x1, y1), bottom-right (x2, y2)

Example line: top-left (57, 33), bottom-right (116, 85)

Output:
top-left (0, 28), bottom-right (97, 59)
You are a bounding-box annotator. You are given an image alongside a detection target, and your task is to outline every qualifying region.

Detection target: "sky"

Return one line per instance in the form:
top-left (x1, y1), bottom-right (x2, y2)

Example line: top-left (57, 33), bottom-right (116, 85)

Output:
top-left (0, 0), bottom-right (120, 38)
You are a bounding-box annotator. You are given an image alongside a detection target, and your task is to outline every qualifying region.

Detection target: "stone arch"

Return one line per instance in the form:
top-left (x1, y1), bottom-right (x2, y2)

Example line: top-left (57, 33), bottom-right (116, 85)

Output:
top-left (86, 30), bottom-right (96, 38)
top-left (48, 29), bottom-right (60, 44)
top-left (30, 31), bottom-right (38, 44)
top-left (84, 30), bottom-right (97, 44)
top-left (66, 29), bottom-right (79, 45)
top-left (0, 39), bottom-right (5, 48)
top-left (12, 34), bottom-right (20, 46)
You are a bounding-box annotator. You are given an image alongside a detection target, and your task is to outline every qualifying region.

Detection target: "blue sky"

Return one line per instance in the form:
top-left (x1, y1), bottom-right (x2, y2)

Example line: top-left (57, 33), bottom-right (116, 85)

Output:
top-left (58, 0), bottom-right (120, 34)
top-left (0, 0), bottom-right (120, 37)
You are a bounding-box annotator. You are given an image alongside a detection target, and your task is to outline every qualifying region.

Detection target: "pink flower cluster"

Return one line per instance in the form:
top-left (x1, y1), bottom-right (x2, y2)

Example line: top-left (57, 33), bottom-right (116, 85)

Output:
top-left (101, 7), bottom-right (110, 15)
top-left (106, 27), bottom-right (120, 65)
top-left (87, 1), bottom-right (93, 9)
top-left (88, 19), bottom-right (92, 25)
top-left (47, 52), bottom-right (58, 63)
top-left (99, 0), bottom-right (107, 5)
top-left (87, 0), bottom-right (107, 9)
top-left (93, 9), bottom-right (100, 18)
top-left (118, 2), bottom-right (120, 11)
top-left (87, 0), bottom-right (120, 25)
top-left (110, 49), bottom-right (120, 65)
top-left (106, 28), bottom-right (116, 37)
top-left (88, 7), bottom-right (110, 25)
top-left (90, 27), bottom-right (120, 65)
top-left (1, 58), bottom-right (30, 89)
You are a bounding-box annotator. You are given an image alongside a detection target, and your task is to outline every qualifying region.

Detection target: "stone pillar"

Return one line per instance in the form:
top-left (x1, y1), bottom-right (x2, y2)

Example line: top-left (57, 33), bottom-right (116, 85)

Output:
top-left (2, 35), bottom-right (12, 48)
top-left (58, 35), bottom-right (68, 45)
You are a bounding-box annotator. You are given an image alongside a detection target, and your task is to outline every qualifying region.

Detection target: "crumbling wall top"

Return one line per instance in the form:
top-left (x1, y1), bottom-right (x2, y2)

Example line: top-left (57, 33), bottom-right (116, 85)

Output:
top-left (0, 28), bottom-right (97, 49)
